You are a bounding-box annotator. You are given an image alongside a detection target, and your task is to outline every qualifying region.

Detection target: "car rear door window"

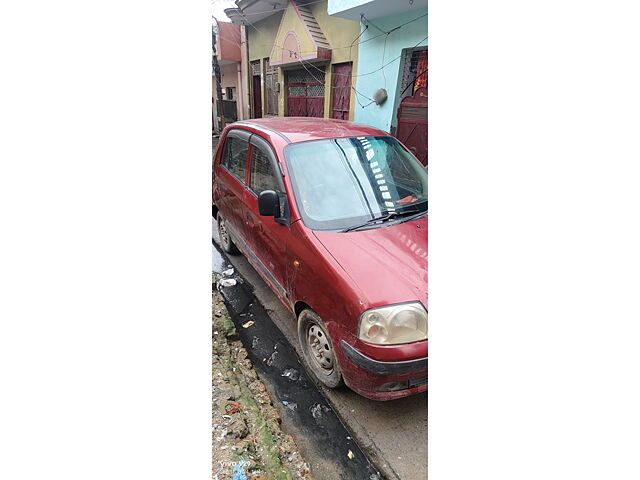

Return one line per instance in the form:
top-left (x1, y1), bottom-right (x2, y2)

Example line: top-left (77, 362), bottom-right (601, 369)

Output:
top-left (222, 136), bottom-right (249, 183)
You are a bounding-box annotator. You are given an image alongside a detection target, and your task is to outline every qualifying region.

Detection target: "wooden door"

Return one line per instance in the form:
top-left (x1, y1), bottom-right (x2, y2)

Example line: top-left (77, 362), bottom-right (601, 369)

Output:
top-left (331, 62), bottom-right (352, 120)
top-left (396, 87), bottom-right (427, 166)
top-left (286, 67), bottom-right (325, 117)
top-left (252, 75), bottom-right (262, 118)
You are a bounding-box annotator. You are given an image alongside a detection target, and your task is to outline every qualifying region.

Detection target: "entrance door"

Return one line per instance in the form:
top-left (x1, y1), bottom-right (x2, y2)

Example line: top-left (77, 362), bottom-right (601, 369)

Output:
top-left (286, 67), bottom-right (325, 117)
top-left (330, 62), bottom-right (352, 120)
top-left (396, 87), bottom-right (427, 166)
top-left (395, 49), bottom-right (427, 165)
top-left (250, 59), bottom-right (262, 118)
top-left (252, 75), bottom-right (262, 118)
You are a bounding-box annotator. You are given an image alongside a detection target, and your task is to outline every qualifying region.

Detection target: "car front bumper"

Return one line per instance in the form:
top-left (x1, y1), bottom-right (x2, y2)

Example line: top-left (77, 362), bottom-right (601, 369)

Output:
top-left (338, 340), bottom-right (428, 401)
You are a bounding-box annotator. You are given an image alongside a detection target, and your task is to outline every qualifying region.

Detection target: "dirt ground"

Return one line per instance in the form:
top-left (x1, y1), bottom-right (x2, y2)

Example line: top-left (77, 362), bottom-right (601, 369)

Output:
top-left (212, 276), bottom-right (312, 480)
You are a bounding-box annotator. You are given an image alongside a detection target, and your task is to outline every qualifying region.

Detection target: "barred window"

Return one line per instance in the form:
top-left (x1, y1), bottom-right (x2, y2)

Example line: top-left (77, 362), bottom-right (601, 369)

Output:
top-left (221, 136), bottom-right (249, 183)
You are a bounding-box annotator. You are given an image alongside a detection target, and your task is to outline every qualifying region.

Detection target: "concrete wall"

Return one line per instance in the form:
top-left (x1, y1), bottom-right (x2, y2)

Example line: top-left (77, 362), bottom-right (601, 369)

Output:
top-left (353, 8), bottom-right (427, 132)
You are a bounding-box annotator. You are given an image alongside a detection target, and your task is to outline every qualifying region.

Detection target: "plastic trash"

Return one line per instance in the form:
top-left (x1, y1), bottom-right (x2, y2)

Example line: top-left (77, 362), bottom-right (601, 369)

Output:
top-left (266, 351), bottom-right (277, 366)
top-left (281, 368), bottom-right (300, 381)
top-left (218, 278), bottom-right (237, 287)
top-left (232, 459), bottom-right (248, 480)
top-left (222, 268), bottom-right (235, 277)
top-left (242, 321), bottom-right (254, 328)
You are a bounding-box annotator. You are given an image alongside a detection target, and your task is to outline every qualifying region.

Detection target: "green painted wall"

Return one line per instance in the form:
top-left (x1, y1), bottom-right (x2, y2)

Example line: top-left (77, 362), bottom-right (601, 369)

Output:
top-left (247, 11), bottom-right (284, 62)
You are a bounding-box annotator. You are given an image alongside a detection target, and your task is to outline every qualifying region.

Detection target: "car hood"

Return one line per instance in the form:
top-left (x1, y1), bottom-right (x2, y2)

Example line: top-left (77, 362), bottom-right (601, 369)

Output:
top-left (312, 217), bottom-right (428, 309)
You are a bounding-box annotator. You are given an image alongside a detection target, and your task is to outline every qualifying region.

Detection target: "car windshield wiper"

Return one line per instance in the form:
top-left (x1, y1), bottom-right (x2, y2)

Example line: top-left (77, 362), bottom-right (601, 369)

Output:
top-left (342, 208), bottom-right (423, 232)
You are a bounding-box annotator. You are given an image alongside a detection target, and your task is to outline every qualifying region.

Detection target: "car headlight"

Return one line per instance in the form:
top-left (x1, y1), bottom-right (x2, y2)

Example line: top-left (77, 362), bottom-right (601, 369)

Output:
top-left (358, 302), bottom-right (428, 345)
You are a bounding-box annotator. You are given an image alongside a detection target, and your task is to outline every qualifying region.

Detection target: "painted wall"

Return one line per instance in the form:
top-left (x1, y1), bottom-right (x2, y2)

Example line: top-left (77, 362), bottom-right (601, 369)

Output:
top-left (247, 11), bottom-right (285, 62)
top-left (353, 8), bottom-right (427, 132)
top-left (216, 21), bottom-right (242, 62)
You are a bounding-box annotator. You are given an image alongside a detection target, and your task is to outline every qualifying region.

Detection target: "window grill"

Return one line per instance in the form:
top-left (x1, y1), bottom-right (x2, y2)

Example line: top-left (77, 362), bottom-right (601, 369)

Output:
top-left (307, 83), bottom-right (324, 97)
top-left (288, 85), bottom-right (306, 96)
top-left (286, 67), bottom-right (324, 85)
top-left (399, 48), bottom-right (427, 101)
top-left (250, 60), bottom-right (260, 76)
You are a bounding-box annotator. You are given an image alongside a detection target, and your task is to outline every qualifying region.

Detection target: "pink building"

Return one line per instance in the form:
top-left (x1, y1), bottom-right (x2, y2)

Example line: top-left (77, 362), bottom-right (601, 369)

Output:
top-left (213, 20), bottom-right (248, 131)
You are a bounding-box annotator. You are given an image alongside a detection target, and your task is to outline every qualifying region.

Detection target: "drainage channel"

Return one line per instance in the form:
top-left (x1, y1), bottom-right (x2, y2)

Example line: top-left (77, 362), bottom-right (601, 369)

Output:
top-left (214, 245), bottom-right (382, 480)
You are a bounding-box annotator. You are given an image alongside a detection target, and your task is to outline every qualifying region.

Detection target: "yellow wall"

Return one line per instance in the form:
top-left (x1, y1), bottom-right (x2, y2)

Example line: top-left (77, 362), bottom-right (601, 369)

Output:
top-left (246, 1), bottom-right (360, 120)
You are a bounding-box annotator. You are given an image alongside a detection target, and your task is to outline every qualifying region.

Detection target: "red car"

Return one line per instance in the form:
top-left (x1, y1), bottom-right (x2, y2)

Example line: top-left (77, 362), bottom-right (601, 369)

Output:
top-left (212, 117), bottom-right (427, 400)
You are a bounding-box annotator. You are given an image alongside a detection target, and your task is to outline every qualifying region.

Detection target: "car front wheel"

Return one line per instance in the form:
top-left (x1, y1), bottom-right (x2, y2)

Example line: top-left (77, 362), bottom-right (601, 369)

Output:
top-left (298, 309), bottom-right (344, 389)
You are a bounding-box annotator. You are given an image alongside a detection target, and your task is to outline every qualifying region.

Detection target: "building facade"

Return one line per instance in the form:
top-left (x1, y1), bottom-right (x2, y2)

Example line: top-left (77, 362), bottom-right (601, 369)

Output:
top-left (224, 0), bottom-right (427, 164)
top-left (328, 0), bottom-right (428, 165)
top-left (227, 0), bottom-right (360, 121)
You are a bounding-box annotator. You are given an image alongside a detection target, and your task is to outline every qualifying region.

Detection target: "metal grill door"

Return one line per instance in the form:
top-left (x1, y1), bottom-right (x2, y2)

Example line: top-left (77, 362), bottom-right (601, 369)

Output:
top-left (286, 67), bottom-right (325, 118)
top-left (331, 62), bottom-right (352, 120)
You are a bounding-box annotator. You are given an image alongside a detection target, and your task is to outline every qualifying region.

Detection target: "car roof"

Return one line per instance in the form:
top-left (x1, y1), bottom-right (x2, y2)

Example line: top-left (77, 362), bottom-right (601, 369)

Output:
top-left (230, 117), bottom-right (390, 144)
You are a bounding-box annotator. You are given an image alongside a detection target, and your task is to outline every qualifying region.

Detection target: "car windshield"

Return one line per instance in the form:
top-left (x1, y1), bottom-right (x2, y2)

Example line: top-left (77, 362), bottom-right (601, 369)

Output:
top-left (284, 136), bottom-right (427, 231)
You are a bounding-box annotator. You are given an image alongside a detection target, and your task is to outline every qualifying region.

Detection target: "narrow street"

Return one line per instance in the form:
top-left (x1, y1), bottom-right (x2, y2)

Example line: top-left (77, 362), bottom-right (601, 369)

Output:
top-left (213, 228), bottom-right (428, 480)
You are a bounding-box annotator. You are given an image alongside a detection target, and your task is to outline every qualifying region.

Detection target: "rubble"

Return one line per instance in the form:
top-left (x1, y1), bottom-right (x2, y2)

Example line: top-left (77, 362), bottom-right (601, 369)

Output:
top-left (213, 278), bottom-right (312, 480)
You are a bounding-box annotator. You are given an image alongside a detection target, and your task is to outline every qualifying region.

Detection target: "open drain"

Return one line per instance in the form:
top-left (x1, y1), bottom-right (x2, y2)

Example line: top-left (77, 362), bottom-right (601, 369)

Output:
top-left (214, 244), bottom-right (383, 480)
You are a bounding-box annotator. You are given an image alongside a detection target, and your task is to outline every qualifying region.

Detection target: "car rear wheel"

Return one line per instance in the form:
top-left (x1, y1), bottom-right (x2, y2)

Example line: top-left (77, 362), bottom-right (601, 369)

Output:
top-left (217, 213), bottom-right (240, 255)
top-left (298, 309), bottom-right (344, 389)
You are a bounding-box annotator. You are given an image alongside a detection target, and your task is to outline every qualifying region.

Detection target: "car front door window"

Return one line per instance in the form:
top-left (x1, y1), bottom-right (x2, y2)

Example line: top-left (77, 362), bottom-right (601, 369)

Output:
top-left (249, 142), bottom-right (287, 218)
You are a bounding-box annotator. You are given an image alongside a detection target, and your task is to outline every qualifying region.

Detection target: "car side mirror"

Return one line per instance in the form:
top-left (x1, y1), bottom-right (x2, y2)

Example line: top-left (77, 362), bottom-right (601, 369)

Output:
top-left (258, 190), bottom-right (280, 217)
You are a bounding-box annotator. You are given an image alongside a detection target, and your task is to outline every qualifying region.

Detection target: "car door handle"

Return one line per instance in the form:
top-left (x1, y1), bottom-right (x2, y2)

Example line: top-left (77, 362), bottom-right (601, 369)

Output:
top-left (246, 212), bottom-right (255, 226)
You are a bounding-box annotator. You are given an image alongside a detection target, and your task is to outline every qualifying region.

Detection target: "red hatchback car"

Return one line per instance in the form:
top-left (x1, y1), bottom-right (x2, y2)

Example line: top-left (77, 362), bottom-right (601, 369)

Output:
top-left (212, 117), bottom-right (427, 400)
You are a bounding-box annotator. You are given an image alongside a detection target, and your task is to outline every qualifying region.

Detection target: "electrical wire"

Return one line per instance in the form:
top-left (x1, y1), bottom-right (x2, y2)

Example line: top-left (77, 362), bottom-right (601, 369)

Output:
top-left (214, 6), bottom-right (427, 109)
top-left (231, 10), bottom-right (427, 60)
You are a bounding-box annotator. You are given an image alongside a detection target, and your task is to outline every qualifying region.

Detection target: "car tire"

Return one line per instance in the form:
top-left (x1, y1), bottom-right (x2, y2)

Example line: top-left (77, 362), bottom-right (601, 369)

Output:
top-left (216, 213), bottom-right (240, 255)
top-left (298, 309), bottom-right (344, 389)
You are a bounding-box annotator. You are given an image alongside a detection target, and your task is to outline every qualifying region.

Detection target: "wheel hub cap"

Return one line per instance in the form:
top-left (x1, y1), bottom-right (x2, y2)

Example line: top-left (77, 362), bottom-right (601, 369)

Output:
top-left (307, 324), bottom-right (334, 374)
